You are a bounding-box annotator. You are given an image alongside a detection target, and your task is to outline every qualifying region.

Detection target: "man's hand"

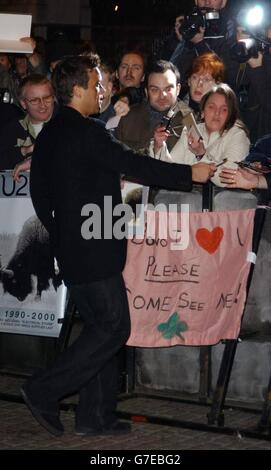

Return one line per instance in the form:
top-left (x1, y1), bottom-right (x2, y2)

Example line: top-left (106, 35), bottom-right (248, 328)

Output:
top-left (174, 15), bottom-right (184, 42)
top-left (114, 98), bottom-right (130, 117)
top-left (20, 36), bottom-right (36, 51)
top-left (20, 143), bottom-right (34, 158)
top-left (236, 26), bottom-right (249, 42)
top-left (20, 36), bottom-right (41, 68)
top-left (12, 157), bottom-right (32, 182)
top-left (153, 125), bottom-right (170, 154)
top-left (190, 27), bottom-right (205, 44)
top-left (248, 52), bottom-right (263, 69)
top-left (192, 162), bottom-right (216, 183)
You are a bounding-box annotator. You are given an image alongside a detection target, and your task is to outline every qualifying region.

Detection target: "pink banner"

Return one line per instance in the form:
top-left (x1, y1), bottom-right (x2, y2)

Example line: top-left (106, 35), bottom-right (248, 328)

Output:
top-left (124, 209), bottom-right (255, 347)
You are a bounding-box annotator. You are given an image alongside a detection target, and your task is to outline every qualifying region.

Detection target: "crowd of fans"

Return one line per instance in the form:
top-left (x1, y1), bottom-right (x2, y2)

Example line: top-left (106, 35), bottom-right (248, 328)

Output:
top-left (0, 0), bottom-right (271, 200)
top-left (2, 0), bottom-right (271, 439)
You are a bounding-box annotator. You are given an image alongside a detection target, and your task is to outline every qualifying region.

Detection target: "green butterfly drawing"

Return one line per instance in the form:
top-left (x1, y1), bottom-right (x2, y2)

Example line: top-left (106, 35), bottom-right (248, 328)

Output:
top-left (157, 312), bottom-right (188, 340)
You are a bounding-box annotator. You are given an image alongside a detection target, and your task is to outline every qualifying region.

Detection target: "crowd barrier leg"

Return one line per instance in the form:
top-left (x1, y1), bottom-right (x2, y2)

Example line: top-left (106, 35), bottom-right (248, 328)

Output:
top-left (123, 346), bottom-right (136, 394)
top-left (257, 374), bottom-right (271, 433)
top-left (207, 339), bottom-right (238, 426)
top-left (199, 183), bottom-right (213, 402)
top-left (199, 346), bottom-right (212, 403)
top-left (207, 207), bottom-right (267, 427)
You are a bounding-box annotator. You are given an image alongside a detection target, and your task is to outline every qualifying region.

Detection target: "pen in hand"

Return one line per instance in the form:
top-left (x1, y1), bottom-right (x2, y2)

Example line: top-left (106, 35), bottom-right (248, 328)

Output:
top-left (215, 158), bottom-right (228, 168)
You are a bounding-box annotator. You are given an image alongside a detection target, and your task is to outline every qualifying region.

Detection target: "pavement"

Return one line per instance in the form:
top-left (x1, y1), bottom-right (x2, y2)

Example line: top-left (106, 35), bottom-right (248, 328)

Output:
top-left (0, 374), bottom-right (270, 459)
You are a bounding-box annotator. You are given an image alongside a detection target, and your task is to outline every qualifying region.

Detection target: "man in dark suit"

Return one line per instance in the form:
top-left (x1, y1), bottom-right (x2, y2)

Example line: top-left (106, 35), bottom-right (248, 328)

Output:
top-left (21, 54), bottom-right (215, 438)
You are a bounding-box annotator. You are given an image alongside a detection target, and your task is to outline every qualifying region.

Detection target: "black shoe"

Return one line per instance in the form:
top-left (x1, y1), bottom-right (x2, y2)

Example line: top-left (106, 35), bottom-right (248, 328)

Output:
top-left (75, 420), bottom-right (131, 437)
top-left (21, 384), bottom-right (64, 437)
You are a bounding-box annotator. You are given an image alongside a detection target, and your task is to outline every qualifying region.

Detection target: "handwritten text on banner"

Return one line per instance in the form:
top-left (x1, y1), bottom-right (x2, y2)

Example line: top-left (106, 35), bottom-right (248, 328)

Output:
top-left (124, 209), bottom-right (255, 347)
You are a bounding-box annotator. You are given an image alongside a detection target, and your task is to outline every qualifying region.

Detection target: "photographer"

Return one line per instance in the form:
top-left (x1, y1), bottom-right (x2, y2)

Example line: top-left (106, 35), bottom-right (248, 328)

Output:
top-left (157, 3), bottom-right (206, 65)
top-left (231, 12), bottom-right (271, 142)
top-left (171, 1), bottom-right (238, 90)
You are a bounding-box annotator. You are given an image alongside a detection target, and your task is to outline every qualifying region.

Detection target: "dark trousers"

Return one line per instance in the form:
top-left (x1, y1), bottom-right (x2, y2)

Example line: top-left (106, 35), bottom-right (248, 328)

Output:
top-left (30, 273), bottom-right (131, 428)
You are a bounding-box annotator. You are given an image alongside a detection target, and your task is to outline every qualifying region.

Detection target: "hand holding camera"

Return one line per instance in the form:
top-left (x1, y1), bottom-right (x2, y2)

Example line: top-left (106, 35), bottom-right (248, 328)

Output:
top-left (231, 5), bottom-right (271, 63)
top-left (174, 15), bottom-right (184, 42)
top-left (248, 51), bottom-right (263, 68)
top-left (153, 125), bottom-right (170, 154)
top-left (190, 27), bottom-right (205, 45)
top-left (179, 6), bottom-right (222, 42)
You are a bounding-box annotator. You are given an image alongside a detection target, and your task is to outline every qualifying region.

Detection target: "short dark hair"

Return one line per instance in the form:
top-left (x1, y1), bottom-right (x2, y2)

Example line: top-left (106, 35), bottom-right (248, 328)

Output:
top-left (146, 60), bottom-right (181, 85)
top-left (52, 54), bottom-right (100, 105)
top-left (19, 74), bottom-right (52, 99)
top-left (100, 62), bottom-right (114, 82)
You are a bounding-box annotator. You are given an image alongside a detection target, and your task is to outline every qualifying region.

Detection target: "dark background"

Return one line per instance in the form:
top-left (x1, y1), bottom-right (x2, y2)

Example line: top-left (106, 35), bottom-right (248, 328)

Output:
top-left (90, 0), bottom-right (194, 26)
top-left (88, 0), bottom-right (249, 64)
top-left (89, 0), bottom-right (195, 62)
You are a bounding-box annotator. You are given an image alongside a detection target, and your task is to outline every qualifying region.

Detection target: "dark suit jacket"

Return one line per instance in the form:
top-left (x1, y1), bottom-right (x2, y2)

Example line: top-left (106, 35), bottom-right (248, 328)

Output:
top-left (0, 104), bottom-right (24, 170)
top-left (266, 174), bottom-right (271, 198)
top-left (30, 106), bottom-right (192, 285)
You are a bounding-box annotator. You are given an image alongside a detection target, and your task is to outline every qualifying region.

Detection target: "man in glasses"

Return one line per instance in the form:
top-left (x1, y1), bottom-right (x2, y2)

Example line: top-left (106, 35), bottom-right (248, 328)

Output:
top-left (0, 74), bottom-right (55, 172)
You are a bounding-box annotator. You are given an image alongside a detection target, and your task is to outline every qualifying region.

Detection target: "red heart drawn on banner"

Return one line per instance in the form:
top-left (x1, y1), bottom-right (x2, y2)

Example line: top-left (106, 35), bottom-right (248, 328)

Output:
top-left (196, 227), bottom-right (224, 254)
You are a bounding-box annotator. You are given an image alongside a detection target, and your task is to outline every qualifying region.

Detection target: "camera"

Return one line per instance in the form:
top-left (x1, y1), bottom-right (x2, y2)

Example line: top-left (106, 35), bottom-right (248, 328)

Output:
top-left (179, 7), bottom-right (205, 41)
top-left (231, 4), bottom-right (271, 63)
top-left (230, 37), bottom-right (270, 63)
top-left (180, 7), bottom-right (222, 41)
top-left (0, 88), bottom-right (13, 104)
top-left (160, 108), bottom-right (175, 130)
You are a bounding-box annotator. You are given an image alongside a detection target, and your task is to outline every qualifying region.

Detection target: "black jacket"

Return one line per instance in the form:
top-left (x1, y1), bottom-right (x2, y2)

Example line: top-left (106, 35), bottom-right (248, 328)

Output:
top-left (245, 133), bottom-right (271, 199)
top-left (30, 106), bottom-right (192, 285)
top-left (173, 6), bottom-right (237, 87)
